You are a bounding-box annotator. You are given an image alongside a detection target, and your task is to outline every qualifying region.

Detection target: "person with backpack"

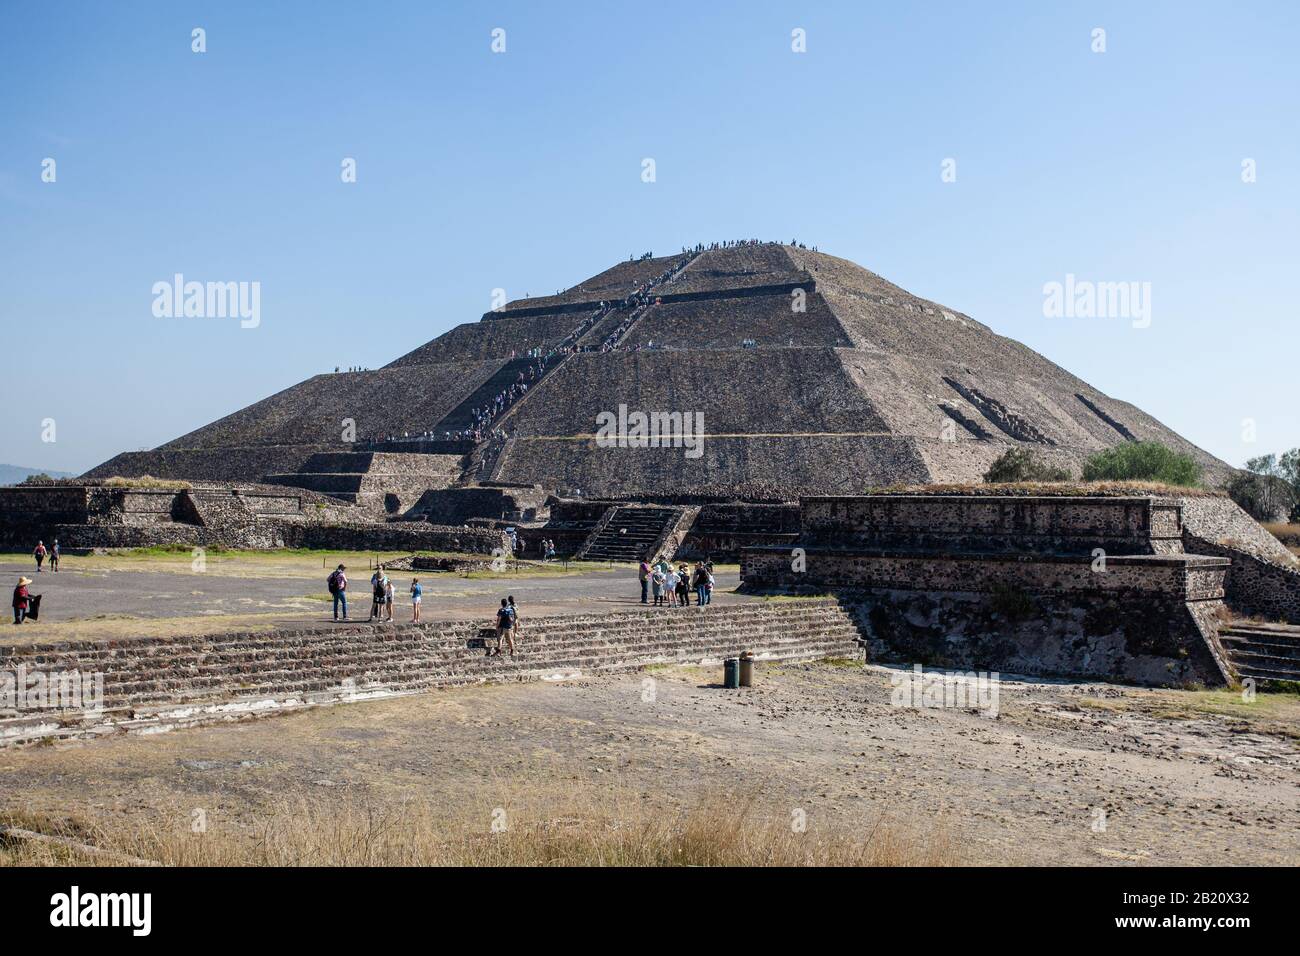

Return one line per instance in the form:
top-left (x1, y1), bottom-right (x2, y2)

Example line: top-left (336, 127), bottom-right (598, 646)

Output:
top-left (327, 564), bottom-right (348, 621)
top-left (49, 540), bottom-right (60, 572)
top-left (493, 598), bottom-right (516, 657)
top-left (693, 563), bottom-right (709, 607)
top-left (370, 566), bottom-right (388, 622)
top-left (676, 563), bottom-right (691, 607)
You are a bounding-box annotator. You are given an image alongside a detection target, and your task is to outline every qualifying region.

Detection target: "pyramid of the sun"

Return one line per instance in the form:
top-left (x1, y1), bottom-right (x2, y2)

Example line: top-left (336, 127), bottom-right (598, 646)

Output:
top-left (87, 243), bottom-right (1229, 496)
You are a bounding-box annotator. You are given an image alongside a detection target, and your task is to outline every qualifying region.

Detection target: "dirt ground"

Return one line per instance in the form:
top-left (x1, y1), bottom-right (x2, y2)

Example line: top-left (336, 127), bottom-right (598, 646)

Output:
top-left (2, 660), bottom-right (1296, 866)
top-left (0, 553), bottom-right (747, 645)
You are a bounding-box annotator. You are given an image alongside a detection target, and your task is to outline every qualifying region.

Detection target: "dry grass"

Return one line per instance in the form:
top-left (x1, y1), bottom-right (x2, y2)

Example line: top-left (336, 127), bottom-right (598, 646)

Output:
top-left (101, 475), bottom-right (192, 490)
top-left (1264, 523), bottom-right (1300, 549)
top-left (0, 790), bottom-right (956, 867)
top-left (1076, 687), bottom-right (1300, 741)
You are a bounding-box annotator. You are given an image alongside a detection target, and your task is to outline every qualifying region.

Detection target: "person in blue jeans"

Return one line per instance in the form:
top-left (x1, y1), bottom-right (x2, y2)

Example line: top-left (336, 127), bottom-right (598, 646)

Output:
top-left (693, 563), bottom-right (709, 606)
top-left (328, 564), bottom-right (348, 620)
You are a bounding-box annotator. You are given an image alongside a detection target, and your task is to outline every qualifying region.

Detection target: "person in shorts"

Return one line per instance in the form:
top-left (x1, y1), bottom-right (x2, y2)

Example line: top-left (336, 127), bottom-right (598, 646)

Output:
top-left (493, 598), bottom-right (516, 657)
top-left (410, 578), bottom-right (423, 623)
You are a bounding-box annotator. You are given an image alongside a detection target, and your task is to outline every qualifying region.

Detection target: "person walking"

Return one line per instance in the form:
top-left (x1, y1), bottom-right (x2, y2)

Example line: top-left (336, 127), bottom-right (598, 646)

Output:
top-left (507, 595), bottom-right (521, 641)
top-left (327, 563), bottom-right (348, 621)
top-left (410, 578), bottom-right (423, 623)
top-left (638, 558), bottom-right (651, 604)
top-left (33, 541), bottom-right (46, 573)
top-left (493, 598), bottom-right (516, 657)
top-left (48, 540), bottom-right (59, 572)
top-left (12, 576), bottom-right (31, 625)
top-left (384, 577), bottom-right (395, 622)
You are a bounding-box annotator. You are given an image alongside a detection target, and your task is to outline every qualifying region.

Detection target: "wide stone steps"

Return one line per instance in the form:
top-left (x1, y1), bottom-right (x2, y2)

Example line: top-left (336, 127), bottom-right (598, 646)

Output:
top-left (1219, 622), bottom-right (1300, 684)
top-left (0, 601), bottom-right (864, 745)
top-left (12, 603), bottom-right (849, 672)
top-left (27, 617), bottom-right (861, 699)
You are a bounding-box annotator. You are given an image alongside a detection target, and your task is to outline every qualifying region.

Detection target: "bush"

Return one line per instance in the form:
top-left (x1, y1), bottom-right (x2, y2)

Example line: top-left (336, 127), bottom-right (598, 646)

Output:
top-left (982, 449), bottom-right (1072, 484)
top-left (1081, 442), bottom-right (1201, 487)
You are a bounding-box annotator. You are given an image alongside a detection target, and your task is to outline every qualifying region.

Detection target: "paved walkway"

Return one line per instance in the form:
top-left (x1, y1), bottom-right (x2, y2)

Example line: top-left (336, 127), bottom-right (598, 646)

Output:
top-left (0, 558), bottom-right (750, 642)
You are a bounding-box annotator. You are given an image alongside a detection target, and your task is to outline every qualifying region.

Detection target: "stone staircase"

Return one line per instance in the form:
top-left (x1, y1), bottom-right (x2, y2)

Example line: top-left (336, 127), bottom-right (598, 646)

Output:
top-left (0, 600), bottom-right (864, 747)
top-left (1218, 621), bottom-right (1300, 685)
top-left (577, 506), bottom-right (683, 562)
top-left (431, 357), bottom-right (539, 434)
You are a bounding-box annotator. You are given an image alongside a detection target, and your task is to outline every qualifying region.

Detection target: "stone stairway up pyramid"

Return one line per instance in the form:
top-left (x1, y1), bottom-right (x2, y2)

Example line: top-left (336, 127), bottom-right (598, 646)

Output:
top-left (579, 506), bottom-right (682, 562)
top-left (1218, 621), bottom-right (1300, 685)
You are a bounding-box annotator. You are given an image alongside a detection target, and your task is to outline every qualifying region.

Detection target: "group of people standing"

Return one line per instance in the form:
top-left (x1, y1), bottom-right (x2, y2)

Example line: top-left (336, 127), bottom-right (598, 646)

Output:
top-left (325, 563), bottom-right (423, 624)
top-left (639, 557), bottom-right (714, 608)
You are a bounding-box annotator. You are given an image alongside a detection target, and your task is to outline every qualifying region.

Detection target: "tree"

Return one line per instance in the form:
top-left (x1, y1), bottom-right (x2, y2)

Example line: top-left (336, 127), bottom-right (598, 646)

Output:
top-left (982, 448), bottom-right (1072, 484)
top-left (1080, 442), bottom-right (1202, 486)
top-left (1241, 448), bottom-right (1300, 522)
top-left (1226, 471), bottom-right (1296, 522)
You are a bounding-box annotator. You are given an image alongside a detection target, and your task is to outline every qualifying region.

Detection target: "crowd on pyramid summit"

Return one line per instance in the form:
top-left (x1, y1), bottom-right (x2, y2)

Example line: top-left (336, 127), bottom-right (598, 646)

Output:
top-left (362, 240), bottom-right (819, 447)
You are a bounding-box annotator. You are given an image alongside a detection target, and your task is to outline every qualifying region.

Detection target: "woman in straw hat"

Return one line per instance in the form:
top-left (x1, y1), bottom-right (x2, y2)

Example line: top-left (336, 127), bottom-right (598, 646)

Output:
top-left (12, 576), bottom-right (32, 625)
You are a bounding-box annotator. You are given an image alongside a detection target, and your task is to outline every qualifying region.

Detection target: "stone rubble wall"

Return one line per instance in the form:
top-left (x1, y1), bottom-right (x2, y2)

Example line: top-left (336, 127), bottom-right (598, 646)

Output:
top-left (843, 588), bottom-right (1228, 687)
top-left (800, 495), bottom-right (1181, 555)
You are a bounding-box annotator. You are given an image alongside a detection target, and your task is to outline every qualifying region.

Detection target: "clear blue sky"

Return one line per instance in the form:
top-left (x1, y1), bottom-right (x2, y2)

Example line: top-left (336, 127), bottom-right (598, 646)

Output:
top-left (2, 1), bottom-right (1296, 474)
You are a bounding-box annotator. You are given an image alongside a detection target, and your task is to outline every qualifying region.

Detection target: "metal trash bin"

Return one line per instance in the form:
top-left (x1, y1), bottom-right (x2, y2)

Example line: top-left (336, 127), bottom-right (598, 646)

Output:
top-left (723, 657), bottom-right (740, 689)
top-left (739, 651), bottom-right (754, 687)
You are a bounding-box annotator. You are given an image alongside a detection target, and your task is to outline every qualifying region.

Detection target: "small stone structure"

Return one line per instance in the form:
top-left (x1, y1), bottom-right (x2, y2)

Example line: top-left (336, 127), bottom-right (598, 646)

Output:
top-left (0, 481), bottom-right (508, 555)
top-left (740, 492), bottom-right (1300, 687)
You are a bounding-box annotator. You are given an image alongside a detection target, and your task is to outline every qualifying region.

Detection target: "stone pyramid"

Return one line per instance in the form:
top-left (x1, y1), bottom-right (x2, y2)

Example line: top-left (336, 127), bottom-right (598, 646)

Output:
top-left (87, 243), bottom-right (1228, 498)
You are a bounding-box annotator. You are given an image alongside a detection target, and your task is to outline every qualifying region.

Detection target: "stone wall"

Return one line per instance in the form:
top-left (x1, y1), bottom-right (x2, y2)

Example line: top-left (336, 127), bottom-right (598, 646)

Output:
top-left (278, 522), bottom-right (508, 555)
top-left (741, 548), bottom-right (1227, 599)
top-left (0, 599), bottom-right (862, 747)
top-left (496, 434), bottom-right (931, 499)
top-left (407, 486), bottom-right (549, 524)
top-left (800, 495), bottom-right (1181, 555)
top-left (677, 503), bottom-right (801, 560)
top-left (844, 588), bottom-right (1226, 687)
top-left (1178, 494), bottom-right (1300, 624)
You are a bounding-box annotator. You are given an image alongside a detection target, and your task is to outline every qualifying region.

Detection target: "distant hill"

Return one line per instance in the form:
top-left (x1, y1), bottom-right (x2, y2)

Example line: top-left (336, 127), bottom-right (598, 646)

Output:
top-left (0, 464), bottom-right (77, 486)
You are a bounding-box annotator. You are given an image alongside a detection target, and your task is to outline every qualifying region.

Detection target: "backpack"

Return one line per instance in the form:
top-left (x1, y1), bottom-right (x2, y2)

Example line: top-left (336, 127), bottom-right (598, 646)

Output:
top-left (327, 571), bottom-right (341, 594)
